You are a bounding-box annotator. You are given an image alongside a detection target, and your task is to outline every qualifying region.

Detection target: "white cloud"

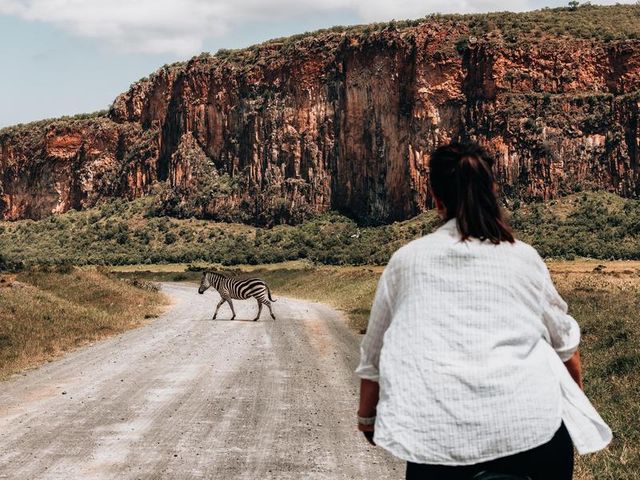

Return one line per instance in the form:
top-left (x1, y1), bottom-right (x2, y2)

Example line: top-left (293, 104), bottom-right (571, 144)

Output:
top-left (351, 0), bottom-right (639, 21)
top-left (0, 0), bottom-right (636, 55)
top-left (350, 0), bottom-right (528, 21)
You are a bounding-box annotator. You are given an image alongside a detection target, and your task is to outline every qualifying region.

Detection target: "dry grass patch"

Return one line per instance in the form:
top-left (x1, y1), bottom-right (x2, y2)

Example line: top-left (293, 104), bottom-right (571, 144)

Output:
top-left (551, 270), bottom-right (640, 480)
top-left (0, 268), bottom-right (168, 380)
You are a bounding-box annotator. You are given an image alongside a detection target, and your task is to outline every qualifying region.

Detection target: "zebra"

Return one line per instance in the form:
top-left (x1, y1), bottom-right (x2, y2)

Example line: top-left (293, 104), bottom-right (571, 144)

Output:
top-left (197, 271), bottom-right (276, 321)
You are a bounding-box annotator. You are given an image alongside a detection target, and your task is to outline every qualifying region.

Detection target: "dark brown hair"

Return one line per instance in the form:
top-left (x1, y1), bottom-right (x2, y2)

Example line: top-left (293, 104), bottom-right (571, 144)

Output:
top-left (429, 142), bottom-right (514, 244)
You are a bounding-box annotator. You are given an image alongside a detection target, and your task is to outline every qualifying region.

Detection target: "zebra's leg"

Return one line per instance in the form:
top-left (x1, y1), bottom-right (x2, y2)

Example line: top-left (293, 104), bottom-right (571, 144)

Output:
top-left (265, 300), bottom-right (275, 320)
top-left (253, 298), bottom-right (263, 322)
top-left (213, 298), bottom-right (226, 320)
top-left (228, 299), bottom-right (236, 320)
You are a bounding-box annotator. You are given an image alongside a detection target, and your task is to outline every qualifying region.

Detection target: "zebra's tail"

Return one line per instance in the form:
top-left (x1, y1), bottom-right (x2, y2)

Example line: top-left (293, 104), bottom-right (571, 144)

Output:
top-left (267, 286), bottom-right (276, 302)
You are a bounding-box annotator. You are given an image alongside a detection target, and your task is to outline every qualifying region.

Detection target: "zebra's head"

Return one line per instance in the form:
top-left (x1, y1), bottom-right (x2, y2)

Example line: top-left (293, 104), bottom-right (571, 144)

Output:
top-left (198, 272), bottom-right (211, 294)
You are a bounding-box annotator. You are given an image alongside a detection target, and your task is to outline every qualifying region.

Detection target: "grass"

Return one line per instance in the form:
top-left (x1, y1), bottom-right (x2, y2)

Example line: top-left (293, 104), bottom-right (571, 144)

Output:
top-left (114, 259), bottom-right (640, 479)
top-left (0, 268), bottom-right (169, 380)
top-left (550, 267), bottom-right (640, 479)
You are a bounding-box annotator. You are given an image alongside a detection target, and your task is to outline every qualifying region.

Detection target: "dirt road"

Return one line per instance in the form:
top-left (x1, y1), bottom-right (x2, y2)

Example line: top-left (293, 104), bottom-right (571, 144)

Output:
top-left (0, 283), bottom-right (402, 479)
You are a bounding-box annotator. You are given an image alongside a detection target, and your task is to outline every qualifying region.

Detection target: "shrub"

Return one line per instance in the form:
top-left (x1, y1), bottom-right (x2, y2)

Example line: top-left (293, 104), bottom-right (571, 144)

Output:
top-left (164, 232), bottom-right (177, 245)
top-left (0, 191), bottom-right (638, 267)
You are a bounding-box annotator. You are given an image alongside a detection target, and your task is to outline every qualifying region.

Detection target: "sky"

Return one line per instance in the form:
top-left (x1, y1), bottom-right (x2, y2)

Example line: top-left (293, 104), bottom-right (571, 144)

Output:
top-left (0, 0), bottom-right (635, 128)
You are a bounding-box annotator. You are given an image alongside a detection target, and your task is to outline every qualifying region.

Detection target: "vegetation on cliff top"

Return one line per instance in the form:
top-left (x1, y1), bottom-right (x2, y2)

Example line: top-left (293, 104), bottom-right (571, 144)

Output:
top-left (0, 110), bottom-right (110, 138)
top-left (0, 191), bottom-right (638, 269)
top-left (189, 3), bottom-right (640, 68)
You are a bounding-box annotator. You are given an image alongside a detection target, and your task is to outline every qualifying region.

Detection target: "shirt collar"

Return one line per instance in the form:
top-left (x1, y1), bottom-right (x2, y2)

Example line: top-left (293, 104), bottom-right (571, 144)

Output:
top-left (436, 217), bottom-right (458, 233)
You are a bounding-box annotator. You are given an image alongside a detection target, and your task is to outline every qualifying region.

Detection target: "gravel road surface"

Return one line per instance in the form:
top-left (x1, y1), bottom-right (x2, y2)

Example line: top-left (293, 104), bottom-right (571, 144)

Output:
top-left (0, 283), bottom-right (402, 479)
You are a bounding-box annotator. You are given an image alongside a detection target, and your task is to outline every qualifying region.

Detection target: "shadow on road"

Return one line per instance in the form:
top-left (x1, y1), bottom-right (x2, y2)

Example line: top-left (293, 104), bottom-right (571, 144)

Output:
top-left (202, 318), bottom-right (269, 322)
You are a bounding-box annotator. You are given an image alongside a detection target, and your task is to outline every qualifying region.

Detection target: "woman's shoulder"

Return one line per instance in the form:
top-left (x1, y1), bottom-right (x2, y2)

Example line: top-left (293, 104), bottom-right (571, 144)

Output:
top-left (390, 234), bottom-right (435, 259)
top-left (389, 234), bottom-right (546, 266)
top-left (509, 239), bottom-right (550, 277)
top-left (512, 238), bottom-right (544, 261)
top-left (384, 232), bottom-right (447, 271)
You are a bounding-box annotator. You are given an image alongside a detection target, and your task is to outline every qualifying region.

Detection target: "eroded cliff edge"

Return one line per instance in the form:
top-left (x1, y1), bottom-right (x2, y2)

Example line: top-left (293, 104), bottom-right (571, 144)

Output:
top-left (2, 6), bottom-right (639, 225)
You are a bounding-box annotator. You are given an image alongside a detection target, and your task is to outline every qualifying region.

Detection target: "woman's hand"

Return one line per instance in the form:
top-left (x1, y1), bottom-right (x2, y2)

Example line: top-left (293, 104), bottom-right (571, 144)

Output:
top-left (358, 417), bottom-right (376, 445)
top-left (360, 428), bottom-right (376, 446)
top-left (563, 349), bottom-right (583, 390)
top-left (358, 379), bottom-right (380, 446)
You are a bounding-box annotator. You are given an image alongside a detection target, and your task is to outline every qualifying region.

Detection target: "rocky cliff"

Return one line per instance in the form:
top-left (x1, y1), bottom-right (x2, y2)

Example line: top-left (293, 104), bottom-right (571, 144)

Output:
top-left (1, 4), bottom-right (639, 225)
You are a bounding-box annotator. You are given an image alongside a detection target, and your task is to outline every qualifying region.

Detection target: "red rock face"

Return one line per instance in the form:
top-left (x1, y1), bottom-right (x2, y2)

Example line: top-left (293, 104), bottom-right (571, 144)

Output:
top-left (0, 119), bottom-right (160, 220)
top-left (1, 21), bottom-right (639, 224)
top-left (1, 121), bottom-right (115, 219)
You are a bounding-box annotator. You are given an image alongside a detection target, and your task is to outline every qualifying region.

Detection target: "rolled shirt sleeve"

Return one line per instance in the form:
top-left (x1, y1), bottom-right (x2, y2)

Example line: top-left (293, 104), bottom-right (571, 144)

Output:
top-left (355, 268), bottom-right (393, 381)
top-left (540, 267), bottom-right (581, 362)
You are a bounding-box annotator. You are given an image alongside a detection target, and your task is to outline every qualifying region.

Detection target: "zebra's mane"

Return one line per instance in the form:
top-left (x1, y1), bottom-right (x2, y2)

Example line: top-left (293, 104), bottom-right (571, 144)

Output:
top-left (206, 271), bottom-right (263, 282)
top-left (205, 271), bottom-right (228, 278)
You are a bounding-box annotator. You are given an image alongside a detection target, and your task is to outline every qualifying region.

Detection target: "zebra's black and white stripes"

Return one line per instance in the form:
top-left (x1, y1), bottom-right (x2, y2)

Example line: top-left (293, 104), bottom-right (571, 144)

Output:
top-left (197, 271), bottom-right (276, 321)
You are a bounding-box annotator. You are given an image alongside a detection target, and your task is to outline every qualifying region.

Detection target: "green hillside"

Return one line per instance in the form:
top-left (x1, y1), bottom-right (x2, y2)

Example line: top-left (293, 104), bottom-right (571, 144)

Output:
top-left (0, 191), bottom-right (638, 270)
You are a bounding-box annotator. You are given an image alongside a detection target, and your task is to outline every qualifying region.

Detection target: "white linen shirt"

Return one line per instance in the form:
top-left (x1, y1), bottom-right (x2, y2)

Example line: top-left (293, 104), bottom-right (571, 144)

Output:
top-left (356, 218), bottom-right (612, 465)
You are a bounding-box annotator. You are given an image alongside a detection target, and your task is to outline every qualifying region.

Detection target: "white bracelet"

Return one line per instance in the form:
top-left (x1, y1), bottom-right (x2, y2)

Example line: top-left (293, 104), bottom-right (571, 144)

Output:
top-left (357, 415), bottom-right (376, 425)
